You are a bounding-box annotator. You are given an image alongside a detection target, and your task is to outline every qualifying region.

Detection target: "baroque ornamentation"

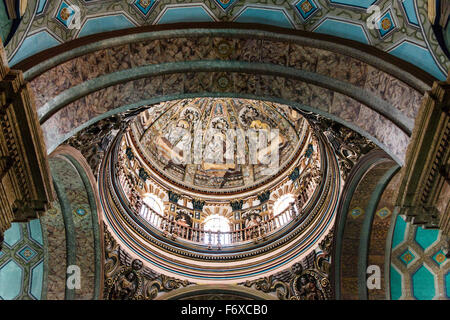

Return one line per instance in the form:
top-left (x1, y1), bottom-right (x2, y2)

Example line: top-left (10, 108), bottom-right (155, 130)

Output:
top-left (305, 113), bottom-right (376, 180)
top-left (239, 234), bottom-right (333, 300)
top-left (103, 225), bottom-right (192, 300)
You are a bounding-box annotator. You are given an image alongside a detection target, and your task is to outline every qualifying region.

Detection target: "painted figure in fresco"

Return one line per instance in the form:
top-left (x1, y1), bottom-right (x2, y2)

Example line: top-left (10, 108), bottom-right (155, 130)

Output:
top-left (155, 119), bottom-right (191, 164)
top-left (249, 120), bottom-right (287, 170)
top-left (201, 119), bottom-right (236, 174)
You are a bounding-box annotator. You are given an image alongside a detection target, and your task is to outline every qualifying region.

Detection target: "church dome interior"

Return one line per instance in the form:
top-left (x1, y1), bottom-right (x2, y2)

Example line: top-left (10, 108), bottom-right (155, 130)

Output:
top-left (0, 0), bottom-right (448, 303)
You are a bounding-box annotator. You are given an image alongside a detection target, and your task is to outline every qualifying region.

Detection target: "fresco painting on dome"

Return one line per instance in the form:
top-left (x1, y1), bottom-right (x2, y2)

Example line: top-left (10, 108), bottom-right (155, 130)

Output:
top-left (133, 98), bottom-right (318, 193)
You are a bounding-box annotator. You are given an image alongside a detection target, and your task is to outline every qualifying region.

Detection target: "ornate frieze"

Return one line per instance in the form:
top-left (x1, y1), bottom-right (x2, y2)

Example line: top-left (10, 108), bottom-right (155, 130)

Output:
top-left (239, 241), bottom-right (333, 300)
top-left (305, 114), bottom-right (377, 181)
top-left (104, 226), bottom-right (192, 300)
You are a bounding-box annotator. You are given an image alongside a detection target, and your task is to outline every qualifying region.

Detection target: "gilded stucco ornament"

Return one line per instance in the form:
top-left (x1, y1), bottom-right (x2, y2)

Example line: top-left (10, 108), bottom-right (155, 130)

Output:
top-left (240, 237), bottom-right (333, 300)
top-left (103, 226), bottom-right (192, 300)
top-left (305, 113), bottom-right (376, 180)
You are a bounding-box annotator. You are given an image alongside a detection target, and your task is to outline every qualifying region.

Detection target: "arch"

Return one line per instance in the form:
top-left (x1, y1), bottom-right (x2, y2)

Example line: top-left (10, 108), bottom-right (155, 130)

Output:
top-left (17, 24), bottom-right (431, 165)
top-left (156, 284), bottom-right (276, 300)
top-left (40, 145), bottom-right (104, 300)
top-left (331, 149), bottom-right (400, 299)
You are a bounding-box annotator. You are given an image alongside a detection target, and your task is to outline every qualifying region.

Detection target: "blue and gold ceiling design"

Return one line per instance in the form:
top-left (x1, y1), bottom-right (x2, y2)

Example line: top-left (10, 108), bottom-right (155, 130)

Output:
top-left (0, 221), bottom-right (44, 300)
top-left (390, 214), bottom-right (449, 300)
top-left (3, 0), bottom-right (449, 80)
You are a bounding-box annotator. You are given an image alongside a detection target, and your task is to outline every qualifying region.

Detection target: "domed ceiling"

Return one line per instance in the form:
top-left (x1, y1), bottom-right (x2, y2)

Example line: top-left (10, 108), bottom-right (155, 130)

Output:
top-left (128, 98), bottom-right (311, 195)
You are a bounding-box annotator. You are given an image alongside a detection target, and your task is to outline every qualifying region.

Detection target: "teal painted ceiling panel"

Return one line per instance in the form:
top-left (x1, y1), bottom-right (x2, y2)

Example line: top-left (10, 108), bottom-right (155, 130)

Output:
top-left (412, 265), bottom-right (435, 300)
top-left (28, 219), bottom-right (43, 246)
top-left (78, 15), bottom-right (135, 38)
top-left (29, 261), bottom-right (44, 300)
top-left (0, 260), bottom-right (23, 300)
top-left (314, 18), bottom-right (369, 44)
top-left (390, 266), bottom-right (402, 300)
top-left (400, 0), bottom-right (419, 26)
top-left (389, 41), bottom-right (447, 81)
top-left (328, 0), bottom-right (377, 9)
top-left (414, 226), bottom-right (439, 251)
top-left (37, 0), bottom-right (48, 15)
top-left (4, 223), bottom-right (22, 248)
top-left (446, 272), bottom-right (450, 298)
top-left (392, 215), bottom-right (407, 249)
top-left (8, 31), bottom-right (60, 67)
top-left (234, 7), bottom-right (294, 29)
top-left (156, 6), bottom-right (215, 25)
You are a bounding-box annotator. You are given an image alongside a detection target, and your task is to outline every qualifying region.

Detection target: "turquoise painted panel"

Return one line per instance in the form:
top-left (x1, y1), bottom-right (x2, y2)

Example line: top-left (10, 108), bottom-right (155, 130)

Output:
top-left (328, 0), bottom-right (377, 9)
top-left (392, 215), bottom-right (407, 249)
top-left (4, 223), bottom-right (22, 248)
top-left (78, 15), bottom-right (135, 38)
top-left (414, 226), bottom-right (439, 251)
top-left (8, 31), bottom-right (60, 66)
top-left (390, 266), bottom-right (402, 300)
top-left (389, 42), bottom-right (447, 80)
top-left (412, 265), bottom-right (435, 300)
top-left (29, 261), bottom-right (44, 300)
top-left (446, 272), bottom-right (450, 298)
top-left (37, 0), bottom-right (47, 14)
top-left (0, 260), bottom-right (23, 300)
top-left (401, 0), bottom-right (419, 26)
top-left (28, 219), bottom-right (43, 246)
top-left (234, 8), bottom-right (294, 29)
top-left (314, 19), bottom-right (369, 44)
top-left (157, 7), bottom-right (215, 24)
